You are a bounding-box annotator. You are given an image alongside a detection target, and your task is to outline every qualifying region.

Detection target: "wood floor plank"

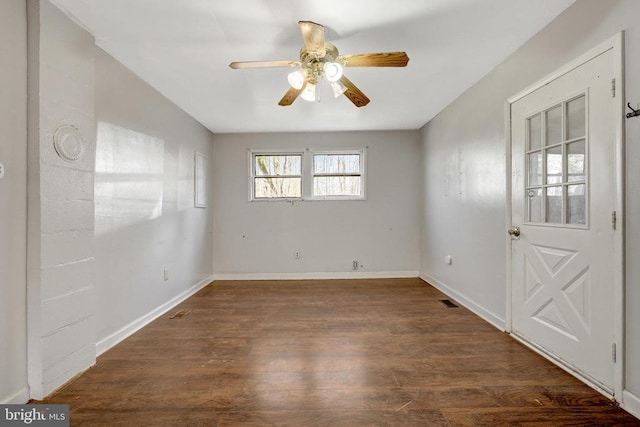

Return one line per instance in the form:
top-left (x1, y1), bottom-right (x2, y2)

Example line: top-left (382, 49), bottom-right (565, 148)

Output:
top-left (442, 406), bottom-right (639, 426)
top-left (215, 409), bottom-right (450, 427)
top-left (38, 278), bottom-right (639, 426)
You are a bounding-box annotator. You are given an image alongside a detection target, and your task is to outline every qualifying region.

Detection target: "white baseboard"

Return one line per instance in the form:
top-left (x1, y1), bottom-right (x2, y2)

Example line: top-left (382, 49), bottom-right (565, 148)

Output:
top-left (623, 390), bottom-right (640, 420)
top-left (1, 387), bottom-right (29, 404)
top-left (96, 275), bottom-right (214, 356)
top-left (419, 273), bottom-right (505, 331)
top-left (212, 271), bottom-right (420, 281)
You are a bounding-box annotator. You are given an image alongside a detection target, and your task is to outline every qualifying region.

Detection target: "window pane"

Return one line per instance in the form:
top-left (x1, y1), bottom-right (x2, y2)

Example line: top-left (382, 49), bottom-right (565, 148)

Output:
top-left (567, 140), bottom-right (585, 182)
top-left (527, 152), bottom-right (543, 186)
top-left (314, 154), bottom-right (360, 174)
top-left (314, 176), bottom-right (361, 197)
top-left (545, 186), bottom-right (563, 224)
top-left (567, 96), bottom-right (586, 140)
top-left (255, 155), bottom-right (301, 176)
top-left (254, 177), bottom-right (301, 198)
top-left (527, 188), bottom-right (542, 223)
top-left (546, 105), bottom-right (562, 145)
top-left (546, 146), bottom-right (563, 184)
top-left (567, 184), bottom-right (586, 225)
top-left (528, 114), bottom-right (542, 150)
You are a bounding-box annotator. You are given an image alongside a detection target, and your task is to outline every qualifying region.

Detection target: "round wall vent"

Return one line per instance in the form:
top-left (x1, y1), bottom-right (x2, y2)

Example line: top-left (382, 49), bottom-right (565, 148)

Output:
top-left (53, 124), bottom-right (84, 162)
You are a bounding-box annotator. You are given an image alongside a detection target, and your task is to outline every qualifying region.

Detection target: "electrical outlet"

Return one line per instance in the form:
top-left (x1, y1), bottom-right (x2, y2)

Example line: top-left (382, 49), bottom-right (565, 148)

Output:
top-left (295, 251), bottom-right (300, 259)
top-left (163, 269), bottom-right (169, 281)
top-left (352, 260), bottom-right (359, 271)
top-left (0, 163), bottom-right (4, 180)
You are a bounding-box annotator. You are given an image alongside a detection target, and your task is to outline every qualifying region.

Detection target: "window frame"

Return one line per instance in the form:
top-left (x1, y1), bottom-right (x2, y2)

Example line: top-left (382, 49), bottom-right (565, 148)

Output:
top-left (523, 91), bottom-right (589, 229)
top-left (308, 148), bottom-right (367, 201)
top-left (248, 148), bottom-right (367, 202)
top-left (248, 149), bottom-right (304, 201)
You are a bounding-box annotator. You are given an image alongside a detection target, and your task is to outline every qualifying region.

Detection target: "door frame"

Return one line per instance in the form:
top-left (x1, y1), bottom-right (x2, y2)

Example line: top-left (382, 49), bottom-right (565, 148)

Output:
top-left (504, 32), bottom-right (625, 399)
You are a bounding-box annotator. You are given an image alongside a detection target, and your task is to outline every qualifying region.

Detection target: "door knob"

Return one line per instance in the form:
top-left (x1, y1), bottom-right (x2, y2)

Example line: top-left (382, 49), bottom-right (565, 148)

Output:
top-left (508, 226), bottom-right (520, 237)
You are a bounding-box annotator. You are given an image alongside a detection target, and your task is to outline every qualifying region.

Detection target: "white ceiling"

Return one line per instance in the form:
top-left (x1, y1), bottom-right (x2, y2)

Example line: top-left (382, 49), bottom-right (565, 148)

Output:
top-left (51, 0), bottom-right (574, 134)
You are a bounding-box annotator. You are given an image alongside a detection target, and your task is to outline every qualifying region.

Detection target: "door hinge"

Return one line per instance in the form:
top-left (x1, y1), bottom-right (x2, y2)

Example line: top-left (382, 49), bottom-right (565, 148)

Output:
top-left (612, 210), bottom-right (617, 230)
top-left (611, 78), bottom-right (616, 98)
top-left (612, 343), bottom-right (617, 363)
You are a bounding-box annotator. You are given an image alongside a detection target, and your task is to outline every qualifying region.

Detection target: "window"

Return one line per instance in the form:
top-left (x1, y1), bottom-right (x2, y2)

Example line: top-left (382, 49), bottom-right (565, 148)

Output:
top-left (251, 153), bottom-right (302, 199)
top-left (312, 151), bottom-right (364, 199)
top-left (525, 94), bottom-right (587, 226)
top-left (249, 148), bottom-right (366, 201)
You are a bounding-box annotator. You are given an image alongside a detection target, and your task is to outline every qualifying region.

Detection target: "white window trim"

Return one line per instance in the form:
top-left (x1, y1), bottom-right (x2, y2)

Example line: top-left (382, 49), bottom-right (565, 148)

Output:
top-left (248, 147), bottom-right (367, 202)
top-left (248, 149), bottom-right (304, 202)
top-left (307, 148), bottom-right (367, 201)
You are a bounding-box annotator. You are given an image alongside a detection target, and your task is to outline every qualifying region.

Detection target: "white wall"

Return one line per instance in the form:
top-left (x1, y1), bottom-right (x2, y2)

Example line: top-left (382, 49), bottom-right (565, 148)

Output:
top-left (0, 0), bottom-right (28, 404)
top-left (26, 0), bottom-right (96, 399)
top-left (419, 0), bottom-right (640, 411)
top-left (94, 48), bottom-right (214, 349)
top-left (212, 131), bottom-right (421, 278)
top-left (19, 0), bottom-right (214, 399)
top-left (420, 101), bottom-right (507, 327)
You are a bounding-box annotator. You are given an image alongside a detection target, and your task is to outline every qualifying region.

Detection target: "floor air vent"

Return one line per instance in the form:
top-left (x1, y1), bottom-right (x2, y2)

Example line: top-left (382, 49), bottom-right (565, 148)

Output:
top-left (439, 299), bottom-right (459, 308)
top-left (170, 309), bottom-right (192, 319)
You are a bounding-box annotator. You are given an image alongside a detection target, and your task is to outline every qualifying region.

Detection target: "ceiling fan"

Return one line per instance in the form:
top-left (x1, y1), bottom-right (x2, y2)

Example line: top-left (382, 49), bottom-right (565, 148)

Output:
top-left (229, 21), bottom-right (409, 107)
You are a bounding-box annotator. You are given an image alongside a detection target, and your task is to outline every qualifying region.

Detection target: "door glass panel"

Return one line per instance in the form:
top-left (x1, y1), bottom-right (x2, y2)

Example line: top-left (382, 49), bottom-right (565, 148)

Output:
top-left (546, 105), bottom-right (562, 145)
top-left (545, 186), bottom-right (563, 224)
top-left (527, 152), bottom-right (543, 186)
top-left (528, 114), bottom-right (542, 150)
top-left (567, 140), bottom-right (585, 182)
top-left (567, 95), bottom-right (586, 140)
top-left (527, 188), bottom-right (542, 223)
top-left (523, 93), bottom-right (588, 226)
top-left (546, 146), bottom-right (563, 184)
top-left (566, 184), bottom-right (586, 225)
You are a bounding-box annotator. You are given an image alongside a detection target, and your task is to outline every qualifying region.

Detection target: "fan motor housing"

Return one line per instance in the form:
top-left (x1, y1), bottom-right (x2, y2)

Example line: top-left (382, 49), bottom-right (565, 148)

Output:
top-left (300, 43), bottom-right (340, 65)
top-left (299, 43), bottom-right (341, 83)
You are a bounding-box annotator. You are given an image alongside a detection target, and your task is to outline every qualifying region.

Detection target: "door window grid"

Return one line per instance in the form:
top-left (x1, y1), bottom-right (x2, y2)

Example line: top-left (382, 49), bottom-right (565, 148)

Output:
top-left (525, 94), bottom-right (587, 226)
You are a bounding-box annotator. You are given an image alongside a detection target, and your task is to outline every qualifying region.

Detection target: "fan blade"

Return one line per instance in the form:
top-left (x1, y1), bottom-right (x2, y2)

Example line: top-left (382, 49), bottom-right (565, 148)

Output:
top-left (340, 52), bottom-right (409, 67)
top-left (298, 21), bottom-right (326, 57)
top-left (278, 83), bottom-right (306, 106)
top-left (339, 75), bottom-right (370, 108)
top-left (229, 60), bottom-right (299, 69)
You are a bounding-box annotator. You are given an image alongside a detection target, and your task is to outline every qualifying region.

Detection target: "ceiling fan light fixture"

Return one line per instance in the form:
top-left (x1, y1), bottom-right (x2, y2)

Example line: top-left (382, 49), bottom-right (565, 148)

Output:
top-left (300, 82), bottom-right (317, 102)
top-left (330, 80), bottom-right (347, 98)
top-left (324, 62), bottom-right (343, 82)
top-left (230, 21), bottom-right (409, 107)
top-left (287, 69), bottom-right (306, 90)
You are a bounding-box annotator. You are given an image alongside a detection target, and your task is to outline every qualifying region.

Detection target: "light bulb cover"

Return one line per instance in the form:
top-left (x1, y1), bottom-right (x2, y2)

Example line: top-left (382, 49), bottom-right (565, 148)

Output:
top-left (324, 62), bottom-right (343, 82)
top-left (287, 70), bottom-right (306, 89)
top-left (300, 82), bottom-right (317, 102)
top-left (330, 81), bottom-right (347, 98)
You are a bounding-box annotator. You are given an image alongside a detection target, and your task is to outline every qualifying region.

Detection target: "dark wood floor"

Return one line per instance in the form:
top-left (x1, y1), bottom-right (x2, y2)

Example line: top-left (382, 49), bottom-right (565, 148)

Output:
top-left (41, 278), bottom-right (639, 426)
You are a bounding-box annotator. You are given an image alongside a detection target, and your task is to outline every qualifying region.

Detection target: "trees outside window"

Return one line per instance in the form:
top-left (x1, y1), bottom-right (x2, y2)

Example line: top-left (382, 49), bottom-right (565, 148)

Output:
top-left (249, 149), bottom-right (366, 201)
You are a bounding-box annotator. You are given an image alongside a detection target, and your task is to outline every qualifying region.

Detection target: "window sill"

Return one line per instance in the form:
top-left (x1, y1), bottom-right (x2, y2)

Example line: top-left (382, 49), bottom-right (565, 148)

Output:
top-left (249, 196), bottom-right (367, 202)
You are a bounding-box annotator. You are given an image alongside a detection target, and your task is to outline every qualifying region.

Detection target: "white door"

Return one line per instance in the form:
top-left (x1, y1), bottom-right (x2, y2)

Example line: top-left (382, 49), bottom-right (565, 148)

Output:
top-left (510, 49), bottom-right (618, 394)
